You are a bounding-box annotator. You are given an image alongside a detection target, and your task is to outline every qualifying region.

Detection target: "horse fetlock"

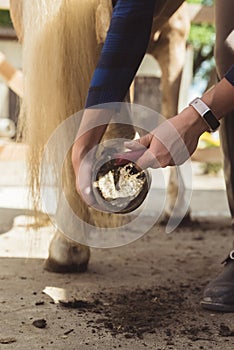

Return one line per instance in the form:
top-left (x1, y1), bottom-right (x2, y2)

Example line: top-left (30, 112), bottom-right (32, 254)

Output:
top-left (45, 231), bottom-right (90, 273)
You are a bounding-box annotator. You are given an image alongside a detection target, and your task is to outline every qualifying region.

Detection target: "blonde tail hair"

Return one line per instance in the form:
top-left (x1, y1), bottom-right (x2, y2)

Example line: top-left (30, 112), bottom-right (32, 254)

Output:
top-left (20, 0), bottom-right (102, 220)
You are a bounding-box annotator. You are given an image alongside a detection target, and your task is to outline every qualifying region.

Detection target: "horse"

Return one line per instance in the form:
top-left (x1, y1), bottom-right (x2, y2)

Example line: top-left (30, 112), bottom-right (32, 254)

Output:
top-left (9, 0), bottom-right (190, 272)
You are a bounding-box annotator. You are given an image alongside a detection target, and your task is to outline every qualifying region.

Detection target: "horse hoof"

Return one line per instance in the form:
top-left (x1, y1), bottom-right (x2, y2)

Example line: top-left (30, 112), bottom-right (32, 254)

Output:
top-left (159, 212), bottom-right (194, 227)
top-left (44, 231), bottom-right (90, 273)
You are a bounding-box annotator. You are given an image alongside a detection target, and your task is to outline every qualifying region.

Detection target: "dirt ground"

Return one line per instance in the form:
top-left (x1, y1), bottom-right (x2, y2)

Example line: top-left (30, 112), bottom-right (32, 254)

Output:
top-left (1, 215), bottom-right (234, 350)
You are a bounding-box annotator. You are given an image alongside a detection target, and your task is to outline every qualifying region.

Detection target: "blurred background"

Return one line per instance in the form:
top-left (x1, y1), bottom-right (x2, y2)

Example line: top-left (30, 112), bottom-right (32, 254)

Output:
top-left (0, 0), bottom-right (230, 257)
top-left (0, 0), bottom-right (220, 170)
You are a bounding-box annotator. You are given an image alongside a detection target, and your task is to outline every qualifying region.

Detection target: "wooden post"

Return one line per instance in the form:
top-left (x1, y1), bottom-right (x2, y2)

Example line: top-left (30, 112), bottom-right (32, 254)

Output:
top-left (189, 4), bottom-right (214, 24)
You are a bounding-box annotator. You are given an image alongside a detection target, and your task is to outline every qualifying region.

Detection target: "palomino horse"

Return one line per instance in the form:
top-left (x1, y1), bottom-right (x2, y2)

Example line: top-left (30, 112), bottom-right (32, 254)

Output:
top-left (9, 0), bottom-right (190, 272)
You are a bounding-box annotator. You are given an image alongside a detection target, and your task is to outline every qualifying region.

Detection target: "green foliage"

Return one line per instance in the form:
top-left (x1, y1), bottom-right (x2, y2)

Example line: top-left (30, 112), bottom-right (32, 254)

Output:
top-left (187, 0), bottom-right (214, 5)
top-left (188, 23), bottom-right (215, 50)
top-left (203, 0), bottom-right (213, 5)
top-left (187, 0), bottom-right (203, 4)
top-left (0, 10), bottom-right (12, 27)
top-left (186, 0), bottom-right (215, 82)
top-left (187, 0), bottom-right (215, 49)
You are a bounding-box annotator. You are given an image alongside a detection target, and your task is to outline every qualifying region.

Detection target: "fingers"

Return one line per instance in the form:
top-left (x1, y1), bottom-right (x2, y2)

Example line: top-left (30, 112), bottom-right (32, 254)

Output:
top-left (76, 177), bottom-right (106, 211)
top-left (113, 134), bottom-right (153, 165)
top-left (124, 140), bottom-right (145, 151)
top-left (124, 134), bottom-right (162, 170)
top-left (76, 173), bottom-right (96, 207)
top-left (117, 136), bottom-right (160, 170)
top-left (74, 151), bottom-right (98, 208)
top-left (114, 149), bottom-right (146, 165)
top-left (78, 186), bottom-right (96, 206)
top-left (136, 149), bottom-right (160, 170)
top-left (124, 133), bottom-right (152, 150)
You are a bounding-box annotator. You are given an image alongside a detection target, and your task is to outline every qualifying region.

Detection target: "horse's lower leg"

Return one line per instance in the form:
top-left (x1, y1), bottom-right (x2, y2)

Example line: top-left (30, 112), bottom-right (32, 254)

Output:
top-left (45, 231), bottom-right (90, 273)
top-left (150, 4), bottom-right (191, 223)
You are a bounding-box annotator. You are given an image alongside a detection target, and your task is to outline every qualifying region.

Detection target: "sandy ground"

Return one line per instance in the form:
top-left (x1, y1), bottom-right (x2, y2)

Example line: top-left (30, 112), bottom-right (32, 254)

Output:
top-left (1, 142), bottom-right (234, 350)
top-left (1, 216), bottom-right (234, 350)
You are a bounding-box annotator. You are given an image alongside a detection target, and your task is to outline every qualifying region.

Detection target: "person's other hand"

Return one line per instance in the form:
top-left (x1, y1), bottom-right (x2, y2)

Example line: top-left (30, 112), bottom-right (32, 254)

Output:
top-left (124, 107), bottom-right (208, 169)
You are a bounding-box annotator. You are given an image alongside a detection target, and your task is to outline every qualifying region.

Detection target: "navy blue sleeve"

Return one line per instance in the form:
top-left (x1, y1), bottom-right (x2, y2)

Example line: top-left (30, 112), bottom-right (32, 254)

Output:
top-left (225, 65), bottom-right (234, 86)
top-left (85, 0), bottom-right (156, 108)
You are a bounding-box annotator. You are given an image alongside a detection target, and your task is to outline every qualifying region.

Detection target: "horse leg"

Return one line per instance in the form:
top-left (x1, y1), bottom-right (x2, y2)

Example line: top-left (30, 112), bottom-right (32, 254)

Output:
top-left (45, 167), bottom-right (91, 273)
top-left (29, 1), bottom-right (130, 272)
top-left (44, 231), bottom-right (90, 273)
top-left (44, 145), bottom-right (92, 273)
top-left (149, 3), bottom-right (191, 224)
top-left (17, 0), bottom-right (105, 273)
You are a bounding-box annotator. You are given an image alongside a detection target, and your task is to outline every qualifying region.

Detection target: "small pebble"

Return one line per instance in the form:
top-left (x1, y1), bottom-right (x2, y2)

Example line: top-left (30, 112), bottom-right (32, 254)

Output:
top-left (32, 319), bottom-right (47, 329)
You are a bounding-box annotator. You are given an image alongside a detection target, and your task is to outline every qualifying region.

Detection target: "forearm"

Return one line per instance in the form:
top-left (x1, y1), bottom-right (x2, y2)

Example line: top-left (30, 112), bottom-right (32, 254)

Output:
top-left (85, 0), bottom-right (156, 107)
top-left (77, 0), bottom-right (156, 153)
top-left (201, 75), bottom-right (234, 120)
top-left (73, 108), bottom-right (113, 157)
top-left (180, 72), bottom-right (234, 136)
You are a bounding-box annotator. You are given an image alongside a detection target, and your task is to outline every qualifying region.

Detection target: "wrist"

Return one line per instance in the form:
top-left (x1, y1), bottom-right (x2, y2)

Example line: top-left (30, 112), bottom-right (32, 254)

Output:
top-left (180, 106), bottom-right (209, 134)
top-left (189, 97), bottom-right (220, 132)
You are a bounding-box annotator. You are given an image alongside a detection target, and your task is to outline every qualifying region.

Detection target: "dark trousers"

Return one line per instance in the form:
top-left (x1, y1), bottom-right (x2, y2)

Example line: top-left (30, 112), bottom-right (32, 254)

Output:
top-left (215, 0), bottom-right (234, 225)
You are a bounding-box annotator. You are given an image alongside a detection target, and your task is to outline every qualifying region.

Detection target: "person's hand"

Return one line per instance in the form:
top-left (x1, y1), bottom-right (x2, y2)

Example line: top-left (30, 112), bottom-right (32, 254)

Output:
top-left (123, 107), bottom-right (208, 169)
top-left (72, 142), bottom-right (97, 207)
top-left (71, 108), bottom-right (112, 207)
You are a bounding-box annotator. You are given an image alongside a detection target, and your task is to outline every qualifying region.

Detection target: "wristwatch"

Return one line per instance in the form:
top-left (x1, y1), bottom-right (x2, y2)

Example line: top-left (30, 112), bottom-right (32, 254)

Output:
top-left (189, 97), bottom-right (220, 132)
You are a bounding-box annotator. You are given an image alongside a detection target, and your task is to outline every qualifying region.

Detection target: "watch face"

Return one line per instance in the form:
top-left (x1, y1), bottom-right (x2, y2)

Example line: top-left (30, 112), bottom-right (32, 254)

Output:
top-left (203, 110), bottom-right (220, 132)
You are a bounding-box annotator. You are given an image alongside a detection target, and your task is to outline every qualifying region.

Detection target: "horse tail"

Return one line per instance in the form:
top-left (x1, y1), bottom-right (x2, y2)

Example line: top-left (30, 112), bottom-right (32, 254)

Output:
top-left (19, 0), bottom-right (103, 214)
